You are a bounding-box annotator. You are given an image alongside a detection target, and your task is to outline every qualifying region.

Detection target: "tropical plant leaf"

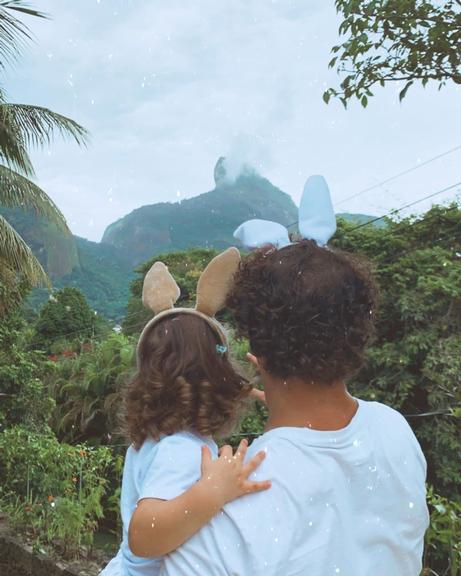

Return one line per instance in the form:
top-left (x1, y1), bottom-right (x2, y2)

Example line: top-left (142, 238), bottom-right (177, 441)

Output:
top-left (0, 0), bottom-right (47, 17)
top-left (0, 101), bottom-right (33, 174)
top-left (0, 163), bottom-right (69, 231)
top-left (0, 102), bottom-right (88, 150)
top-left (0, 255), bottom-right (22, 314)
top-left (0, 1), bottom-right (47, 67)
top-left (0, 212), bottom-right (49, 286)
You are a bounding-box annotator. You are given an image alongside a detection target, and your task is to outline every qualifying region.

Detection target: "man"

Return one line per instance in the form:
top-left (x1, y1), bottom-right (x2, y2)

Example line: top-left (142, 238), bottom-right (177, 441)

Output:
top-left (161, 238), bottom-right (429, 576)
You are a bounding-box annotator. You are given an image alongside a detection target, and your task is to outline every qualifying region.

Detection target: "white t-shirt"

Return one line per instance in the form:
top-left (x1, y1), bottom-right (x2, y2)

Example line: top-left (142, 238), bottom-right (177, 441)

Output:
top-left (100, 431), bottom-right (218, 576)
top-left (161, 400), bottom-right (429, 576)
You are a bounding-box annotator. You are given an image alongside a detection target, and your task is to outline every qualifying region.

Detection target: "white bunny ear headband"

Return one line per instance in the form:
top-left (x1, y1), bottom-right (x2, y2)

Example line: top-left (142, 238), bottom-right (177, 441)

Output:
top-left (137, 247), bottom-right (241, 363)
top-left (233, 175), bottom-right (336, 249)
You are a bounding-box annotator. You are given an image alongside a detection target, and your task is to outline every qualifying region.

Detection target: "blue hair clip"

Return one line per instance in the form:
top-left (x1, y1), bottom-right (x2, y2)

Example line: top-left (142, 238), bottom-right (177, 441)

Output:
top-left (216, 344), bottom-right (228, 355)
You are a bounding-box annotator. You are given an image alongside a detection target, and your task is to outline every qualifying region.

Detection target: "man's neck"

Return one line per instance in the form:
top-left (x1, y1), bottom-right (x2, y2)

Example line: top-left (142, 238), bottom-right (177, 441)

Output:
top-left (263, 375), bottom-right (358, 432)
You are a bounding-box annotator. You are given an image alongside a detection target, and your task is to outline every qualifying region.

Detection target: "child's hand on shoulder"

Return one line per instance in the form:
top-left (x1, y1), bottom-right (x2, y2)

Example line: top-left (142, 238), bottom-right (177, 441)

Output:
top-left (199, 439), bottom-right (271, 508)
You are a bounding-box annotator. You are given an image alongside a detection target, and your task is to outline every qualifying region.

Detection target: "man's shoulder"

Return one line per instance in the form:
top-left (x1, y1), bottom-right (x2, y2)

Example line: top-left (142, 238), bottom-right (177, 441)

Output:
top-left (360, 398), bottom-right (407, 421)
top-left (359, 399), bottom-right (417, 439)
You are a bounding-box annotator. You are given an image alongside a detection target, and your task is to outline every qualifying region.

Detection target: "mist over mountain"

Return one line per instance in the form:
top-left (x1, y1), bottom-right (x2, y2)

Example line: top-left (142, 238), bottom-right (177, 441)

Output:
top-left (2, 159), bottom-right (378, 318)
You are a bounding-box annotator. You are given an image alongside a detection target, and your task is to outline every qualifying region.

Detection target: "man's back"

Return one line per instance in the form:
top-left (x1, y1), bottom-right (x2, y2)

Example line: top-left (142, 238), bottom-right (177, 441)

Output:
top-left (162, 400), bottom-right (428, 576)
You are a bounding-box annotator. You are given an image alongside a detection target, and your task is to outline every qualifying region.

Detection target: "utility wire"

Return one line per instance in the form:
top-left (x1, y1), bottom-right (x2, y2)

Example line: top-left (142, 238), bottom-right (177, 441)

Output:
top-left (335, 143), bottom-right (461, 207)
top-left (346, 181), bottom-right (461, 233)
top-left (41, 204), bottom-right (460, 344)
top-left (90, 405), bottom-right (461, 452)
top-left (286, 179), bottom-right (461, 232)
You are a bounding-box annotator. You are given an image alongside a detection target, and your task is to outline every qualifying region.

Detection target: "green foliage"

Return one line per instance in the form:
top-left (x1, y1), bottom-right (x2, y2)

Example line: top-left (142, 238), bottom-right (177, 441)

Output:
top-left (0, 426), bottom-right (119, 557)
top-left (1, 208), bottom-right (135, 319)
top-left (325, 0), bottom-right (461, 106)
top-left (425, 487), bottom-right (461, 575)
top-left (68, 236), bottom-right (135, 319)
top-left (123, 248), bottom-right (219, 335)
top-left (0, 312), bottom-right (53, 432)
top-left (225, 336), bottom-right (268, 446)
top-left (0, 3), bottom-right (87, 316)
top-left (333, 204), bottom-right (461, 498)
top-left (0, 206), bottom-right (79, 277)
top-left (48, 333), bottom-right (136, 444)
top-left (1, 203), bottom-right (460, 567)
top-left (32, 287), bottom-right (100, 352)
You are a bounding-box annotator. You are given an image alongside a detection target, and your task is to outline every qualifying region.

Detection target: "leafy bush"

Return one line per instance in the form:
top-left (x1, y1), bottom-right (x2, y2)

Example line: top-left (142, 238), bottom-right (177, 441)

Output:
top-left (333, 205), bottom-right (461, 499)
top-left (0, 426), bottom-right (121, 557)
top-left (0, 314), bottom-right (54, 432)
top-left (424, 487), bottom-right (461, 575)
top-left (48, 333), bottom-right (136, 444)
top-left (32, 287), bottom-right (104, 352)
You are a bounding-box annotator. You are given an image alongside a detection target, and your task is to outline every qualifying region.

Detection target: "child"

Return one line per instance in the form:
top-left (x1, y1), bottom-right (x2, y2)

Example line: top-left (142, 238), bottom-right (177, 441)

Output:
top-left (151, 177), bottom-right (429, 576)
top-left (100, 248), bottom-right (270, 576)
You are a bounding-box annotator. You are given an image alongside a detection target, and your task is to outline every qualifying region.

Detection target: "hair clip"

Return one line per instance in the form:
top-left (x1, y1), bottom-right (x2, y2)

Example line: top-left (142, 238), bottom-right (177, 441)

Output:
top-left (216, 344), bottom-right (228, 355)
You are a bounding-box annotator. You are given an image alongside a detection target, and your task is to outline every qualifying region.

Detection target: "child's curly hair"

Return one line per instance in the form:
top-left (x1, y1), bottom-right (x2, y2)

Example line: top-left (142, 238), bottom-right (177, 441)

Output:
top-left (226, 240), bottom-right (378, 384)
top-left (124, 313), bottom-right (251, 448)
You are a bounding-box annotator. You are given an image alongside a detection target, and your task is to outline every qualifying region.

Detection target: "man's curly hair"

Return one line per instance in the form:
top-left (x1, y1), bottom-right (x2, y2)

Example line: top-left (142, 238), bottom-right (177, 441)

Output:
top-left (124, 314), bottom-right (251, 448)
top-left (226, 240), bottom-right (378, 384)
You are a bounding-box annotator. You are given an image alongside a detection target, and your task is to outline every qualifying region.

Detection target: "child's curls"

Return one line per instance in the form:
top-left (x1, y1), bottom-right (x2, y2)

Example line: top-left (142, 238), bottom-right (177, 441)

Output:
top-left (227, 239), bottom-right (378, 384)
top-left (123, 313), bottom-right (251, 449)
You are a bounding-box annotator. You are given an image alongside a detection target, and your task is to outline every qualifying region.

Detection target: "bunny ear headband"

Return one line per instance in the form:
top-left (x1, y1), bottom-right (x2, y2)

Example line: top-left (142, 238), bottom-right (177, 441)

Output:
top-left (234, 175), bottom-right (336, 249)
top-left (137, 247), bottom-right (241, 363)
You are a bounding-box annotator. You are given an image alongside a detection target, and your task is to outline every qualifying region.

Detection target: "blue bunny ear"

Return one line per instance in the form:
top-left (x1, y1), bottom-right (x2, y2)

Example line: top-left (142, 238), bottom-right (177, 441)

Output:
top-left (233, 219), bottom-right (291, 249)
top-left (298, 175), bottom-right (336, 245)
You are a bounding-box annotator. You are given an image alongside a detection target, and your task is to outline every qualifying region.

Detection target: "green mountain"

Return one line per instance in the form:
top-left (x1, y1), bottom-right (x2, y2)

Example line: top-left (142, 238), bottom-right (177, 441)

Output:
top-left (101, 158), bottom-right (298, 267)
top-left (1, 159), bottom-right (380, 319)
top-left (0, 206), bottom-right (79, 278)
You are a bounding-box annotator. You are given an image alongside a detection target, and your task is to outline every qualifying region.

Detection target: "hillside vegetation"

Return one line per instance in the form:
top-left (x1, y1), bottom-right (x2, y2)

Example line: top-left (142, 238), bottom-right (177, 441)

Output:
top-left (5, 160), bottom-right (378, 318)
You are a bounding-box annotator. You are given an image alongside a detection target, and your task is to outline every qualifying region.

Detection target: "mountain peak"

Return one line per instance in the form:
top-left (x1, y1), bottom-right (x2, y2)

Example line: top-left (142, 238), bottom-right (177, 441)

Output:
top-left (213, 157), bottom-right (227, 186)
top-left (213, 156), bottom-right (259, 187)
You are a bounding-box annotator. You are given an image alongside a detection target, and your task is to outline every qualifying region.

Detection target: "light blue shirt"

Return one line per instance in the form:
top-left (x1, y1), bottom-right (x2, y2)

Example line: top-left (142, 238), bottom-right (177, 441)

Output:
top-left (100, 431), bottom-right (217, 576)
top-left (161, 400), bottom-right (429, 576)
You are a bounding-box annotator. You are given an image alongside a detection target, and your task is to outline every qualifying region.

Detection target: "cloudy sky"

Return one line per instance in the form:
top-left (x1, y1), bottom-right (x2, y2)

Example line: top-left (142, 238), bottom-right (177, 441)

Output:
top-left (7, 0), bottom-right (461, 241)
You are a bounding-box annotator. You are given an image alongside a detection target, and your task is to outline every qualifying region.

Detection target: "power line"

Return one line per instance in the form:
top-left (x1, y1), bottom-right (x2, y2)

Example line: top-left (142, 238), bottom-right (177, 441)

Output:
top-left (36, 186), bottom-right (460, 343)
top-left (335, 143), bottom-right (461, 207)
top-left (93, 406), bottom-right (461, 452)
top-left (347, 181), bottom-right (461, 232)
top-left (365, 204), bottom-right (460, 244)
top-left (286, 182), bottom-right (461, 232)
top-left (41, 204), bottom-right (460, 344)
top-left (333, 205), bottom-right (460, 263)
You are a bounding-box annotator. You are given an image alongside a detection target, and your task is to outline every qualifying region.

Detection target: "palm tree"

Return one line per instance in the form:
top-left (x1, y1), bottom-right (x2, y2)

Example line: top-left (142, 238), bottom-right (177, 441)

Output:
top-left (0, 1), bottom-right (88, 314)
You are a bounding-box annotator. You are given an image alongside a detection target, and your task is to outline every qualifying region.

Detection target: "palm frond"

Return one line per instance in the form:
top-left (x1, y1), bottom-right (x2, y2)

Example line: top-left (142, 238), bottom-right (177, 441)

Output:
top-left (0, 163), bottom-right (69, 232)
top-left (0, 103), bottom-right (89, 149)
top-left (0, 100), bottom-right (33, 174)
top-left (0, 255), bottom-right (22, 315)
top-left (0, 212), bottom-right (49, 286)
top-left (0, 1), bottom-right (47, 67)
top-left (0, 1), bottom-right (47, 18)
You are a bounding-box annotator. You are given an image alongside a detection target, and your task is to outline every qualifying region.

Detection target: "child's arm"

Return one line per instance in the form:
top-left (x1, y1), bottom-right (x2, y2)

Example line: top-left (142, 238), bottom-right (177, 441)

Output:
top-left (128, 439), bottom-right (270, 557)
